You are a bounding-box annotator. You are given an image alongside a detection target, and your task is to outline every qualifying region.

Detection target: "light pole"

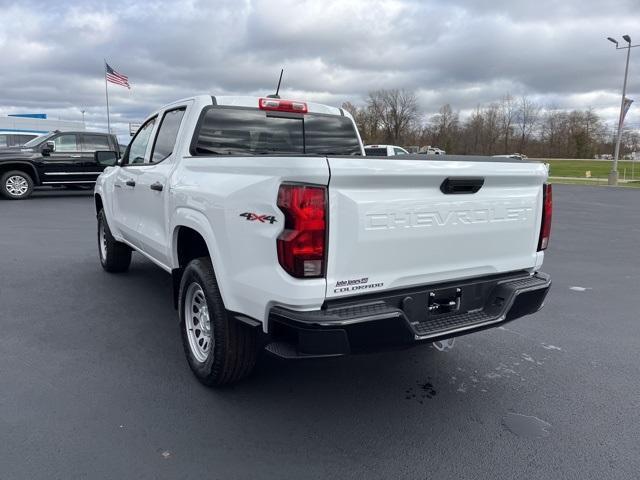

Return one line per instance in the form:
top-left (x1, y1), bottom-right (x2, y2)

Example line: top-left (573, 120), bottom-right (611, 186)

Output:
top-left (607, 35), bottom-right (639, 185)
top-left (81, 110), bottom-right (86, 129)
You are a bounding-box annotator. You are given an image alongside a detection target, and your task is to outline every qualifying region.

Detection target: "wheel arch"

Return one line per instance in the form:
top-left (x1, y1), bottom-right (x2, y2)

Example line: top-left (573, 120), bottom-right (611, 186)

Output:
top-left (0, 162), bottom-right (40, 185)
top-left (94, 193), bottom-right (104, 215)
top-left (170, 208), bottom-right (230, 310)
top-left (175, 226), bottom-right (211, 268)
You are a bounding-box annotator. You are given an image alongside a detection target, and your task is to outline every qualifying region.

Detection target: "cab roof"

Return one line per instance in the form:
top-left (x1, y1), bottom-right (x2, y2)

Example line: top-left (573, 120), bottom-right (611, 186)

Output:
top-left (158, 95), bottom-right (345, 117)
top-left (214, 96), bottom-right (343, 116)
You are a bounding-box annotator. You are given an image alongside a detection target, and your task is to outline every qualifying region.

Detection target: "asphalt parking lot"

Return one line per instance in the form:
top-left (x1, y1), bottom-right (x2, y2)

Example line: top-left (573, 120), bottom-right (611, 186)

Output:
top-left (1, 185), bottom-right (639, 479)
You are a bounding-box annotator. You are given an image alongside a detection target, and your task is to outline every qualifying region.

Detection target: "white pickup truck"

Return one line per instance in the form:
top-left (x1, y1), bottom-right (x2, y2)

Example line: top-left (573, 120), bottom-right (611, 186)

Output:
top-left (364, 144), bottom-right (409, 156)
top-left (95, 95), bottom-right (552, 386)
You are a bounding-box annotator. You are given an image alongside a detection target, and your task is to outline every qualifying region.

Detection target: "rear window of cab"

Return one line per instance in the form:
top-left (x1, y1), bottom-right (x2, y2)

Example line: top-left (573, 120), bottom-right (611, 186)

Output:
top-left (192, 107), bottom-right (362, 156)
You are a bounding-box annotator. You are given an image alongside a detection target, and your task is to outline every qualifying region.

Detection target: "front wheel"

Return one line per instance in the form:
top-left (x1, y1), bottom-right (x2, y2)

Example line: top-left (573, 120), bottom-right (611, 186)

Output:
top-left (179, 257), bottom-right (257, 386)
top-left (97, 210), bottom-right (132, 272)
top-left (1, 170), bottom-right (34, 199)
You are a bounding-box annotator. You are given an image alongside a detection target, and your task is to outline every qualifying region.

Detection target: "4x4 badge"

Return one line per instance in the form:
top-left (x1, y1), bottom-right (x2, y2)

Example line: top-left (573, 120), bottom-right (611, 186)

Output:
top-left (239, 212), bottom-right (277, 224)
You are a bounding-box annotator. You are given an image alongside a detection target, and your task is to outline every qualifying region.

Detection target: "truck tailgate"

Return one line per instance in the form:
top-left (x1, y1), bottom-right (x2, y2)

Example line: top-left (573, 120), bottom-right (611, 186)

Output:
top-left (325, 157), bottom-right (548, 298)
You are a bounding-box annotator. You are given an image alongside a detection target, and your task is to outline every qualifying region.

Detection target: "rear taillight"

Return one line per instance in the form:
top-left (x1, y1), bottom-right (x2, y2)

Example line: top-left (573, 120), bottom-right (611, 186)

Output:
top-left (277, 184), bottom-right (327, 278)
top-left (538, 184), bottom-right (552, 251)
top-left (259, 98), bottom-right (308, 114)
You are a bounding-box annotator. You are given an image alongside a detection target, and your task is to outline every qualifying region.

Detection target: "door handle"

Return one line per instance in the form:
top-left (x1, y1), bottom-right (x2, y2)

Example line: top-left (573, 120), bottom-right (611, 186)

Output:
top-left (125, 179), bottom-right (136, 187)
top-left (150, 182), bottom-right (164, 192)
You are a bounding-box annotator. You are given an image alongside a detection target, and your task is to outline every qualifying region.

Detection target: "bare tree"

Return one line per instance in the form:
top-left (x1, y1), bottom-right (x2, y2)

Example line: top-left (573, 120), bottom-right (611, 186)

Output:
top-left (499, 94), bottom-right (517, 153)
top-left (343, 91), bottom-right (613, 158)
top-left (367, 89), bottom-right (418, 144)
top-left (539, 108), bottom-right (569, 157)
top-left (467, 106), bottom-right (484, 153)
top-left (516, 95), bottom-right (541, 152)
top-left (481, 103), bottom-right (501, 154)
top-left (341, 101), bottom-right (381, 144)
top-left (430, 104), bottom-right (459, 152)
top-left (341, 101), bottom-right (358, 118)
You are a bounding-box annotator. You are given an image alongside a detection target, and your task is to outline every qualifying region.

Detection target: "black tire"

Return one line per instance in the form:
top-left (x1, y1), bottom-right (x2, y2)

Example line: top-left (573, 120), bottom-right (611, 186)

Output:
top-left (0, 170), bottom-right (34, 200)
top-left (179, 257), bottom-right (257, 386)
top-left (97, 209), bottom-right (132, 273)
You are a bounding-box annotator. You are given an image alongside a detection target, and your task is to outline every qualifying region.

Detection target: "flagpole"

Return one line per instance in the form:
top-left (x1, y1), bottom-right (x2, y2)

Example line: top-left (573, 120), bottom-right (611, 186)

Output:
top-left (104, 60), bottom-right (111, 134)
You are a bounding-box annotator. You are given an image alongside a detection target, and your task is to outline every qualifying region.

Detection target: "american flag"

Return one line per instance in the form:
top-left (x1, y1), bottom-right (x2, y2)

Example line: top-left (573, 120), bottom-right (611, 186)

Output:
top-left (105, 62), bottom-right (130, 89)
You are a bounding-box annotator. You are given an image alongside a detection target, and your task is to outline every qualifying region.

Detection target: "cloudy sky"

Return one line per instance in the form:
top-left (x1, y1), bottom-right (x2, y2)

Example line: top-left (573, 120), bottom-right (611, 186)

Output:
top-left (1, 0), bottom-right (638, 141)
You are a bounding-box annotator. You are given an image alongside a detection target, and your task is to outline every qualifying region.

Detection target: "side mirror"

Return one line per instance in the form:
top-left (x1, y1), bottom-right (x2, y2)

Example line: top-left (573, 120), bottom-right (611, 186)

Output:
top-left (95, 150), bottom-right (119, 167)
top-left (42, 141), bottom-right (55, 155)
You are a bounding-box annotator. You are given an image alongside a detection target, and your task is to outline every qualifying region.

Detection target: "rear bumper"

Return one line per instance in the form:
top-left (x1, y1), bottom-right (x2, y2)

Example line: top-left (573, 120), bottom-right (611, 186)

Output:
top-left (265, 271), bottom-right (551, 358)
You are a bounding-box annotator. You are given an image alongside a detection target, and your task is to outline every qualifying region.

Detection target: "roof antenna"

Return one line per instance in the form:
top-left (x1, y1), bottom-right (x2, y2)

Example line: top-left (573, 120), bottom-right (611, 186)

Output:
top-left (267, 68), bottom-right (284, 99)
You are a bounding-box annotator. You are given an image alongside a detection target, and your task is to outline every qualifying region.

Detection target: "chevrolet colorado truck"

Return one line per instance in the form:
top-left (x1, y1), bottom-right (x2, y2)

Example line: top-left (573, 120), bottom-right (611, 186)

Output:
top-left (0, 131), bottom-right (119, 199)
top-left (94, 95), bottom-right (552, 386)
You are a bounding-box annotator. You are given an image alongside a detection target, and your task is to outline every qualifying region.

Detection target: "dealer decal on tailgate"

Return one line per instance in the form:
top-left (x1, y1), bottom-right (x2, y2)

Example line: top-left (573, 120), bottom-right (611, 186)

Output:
top-left (334, 277), bottom-right (384, 294)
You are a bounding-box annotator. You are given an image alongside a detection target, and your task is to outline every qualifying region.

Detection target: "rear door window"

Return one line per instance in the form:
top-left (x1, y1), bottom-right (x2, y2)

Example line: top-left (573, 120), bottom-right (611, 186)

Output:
top-left (83, 134), bottom-right (111, 152)
top-left (150, 108), bottom-right (186, 163)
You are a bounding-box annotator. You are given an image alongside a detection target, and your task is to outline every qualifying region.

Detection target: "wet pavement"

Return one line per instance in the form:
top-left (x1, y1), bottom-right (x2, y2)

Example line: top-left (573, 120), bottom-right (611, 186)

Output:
top-left (1, 185), bottom-right (639, 479)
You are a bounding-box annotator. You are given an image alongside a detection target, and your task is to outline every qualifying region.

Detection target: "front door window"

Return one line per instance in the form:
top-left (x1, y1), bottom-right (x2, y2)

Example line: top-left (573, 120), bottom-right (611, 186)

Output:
top-left (127, 118), bottom-right (156, 164)
top-left (54, 134), bottom-right (78, 152)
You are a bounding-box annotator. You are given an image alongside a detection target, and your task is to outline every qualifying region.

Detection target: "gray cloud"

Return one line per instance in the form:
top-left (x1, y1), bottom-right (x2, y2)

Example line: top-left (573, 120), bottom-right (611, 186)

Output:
top-left (0, 0), bottom-right (638, 141)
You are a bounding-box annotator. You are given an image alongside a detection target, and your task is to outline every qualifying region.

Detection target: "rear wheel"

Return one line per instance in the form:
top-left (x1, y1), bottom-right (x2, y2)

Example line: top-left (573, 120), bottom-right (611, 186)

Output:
top-left (179, 257), bottom-right (257, 386)
top-left (97, 210), bottom-right (132, 272)
top-left (1, 170), bottom-right (34, 199)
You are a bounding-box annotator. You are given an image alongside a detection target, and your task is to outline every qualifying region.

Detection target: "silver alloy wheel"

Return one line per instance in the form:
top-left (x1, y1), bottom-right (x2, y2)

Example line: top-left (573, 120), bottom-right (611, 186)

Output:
top-left (6, 175), bottom-right (29, 197)
top-left (99, 219), bottom-right (107, 262)
top-left (184, 282), bottom-right (213, 363)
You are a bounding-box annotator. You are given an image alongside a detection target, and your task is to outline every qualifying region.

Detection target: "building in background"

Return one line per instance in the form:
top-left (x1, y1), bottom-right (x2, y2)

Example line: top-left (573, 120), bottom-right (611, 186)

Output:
top-left (0, 114), bottom-right (84, 147)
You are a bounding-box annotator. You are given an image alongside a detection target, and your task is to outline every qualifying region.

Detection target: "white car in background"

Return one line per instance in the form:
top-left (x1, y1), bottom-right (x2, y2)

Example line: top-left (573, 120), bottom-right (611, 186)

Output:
top-left (364, 144), bottom-right (409, 156)
top-left (421, 146), bottom-right (446, 155)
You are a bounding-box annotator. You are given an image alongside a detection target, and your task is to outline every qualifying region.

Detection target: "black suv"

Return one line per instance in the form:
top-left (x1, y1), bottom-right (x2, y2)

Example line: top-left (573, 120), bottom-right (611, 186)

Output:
top-left (0, 131), bottom-right (120, 199)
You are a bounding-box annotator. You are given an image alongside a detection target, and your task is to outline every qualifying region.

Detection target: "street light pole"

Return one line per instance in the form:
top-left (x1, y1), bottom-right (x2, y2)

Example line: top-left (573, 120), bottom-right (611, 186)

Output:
top-left (607, 35), bottom-right (639, 185)
top-left (611, 37), bottom-right (631, 185)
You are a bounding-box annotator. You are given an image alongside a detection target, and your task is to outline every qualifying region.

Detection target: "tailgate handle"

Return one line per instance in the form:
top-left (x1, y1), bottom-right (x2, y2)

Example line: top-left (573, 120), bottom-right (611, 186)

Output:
top-left (440, 177), bottom-right (484, 194)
